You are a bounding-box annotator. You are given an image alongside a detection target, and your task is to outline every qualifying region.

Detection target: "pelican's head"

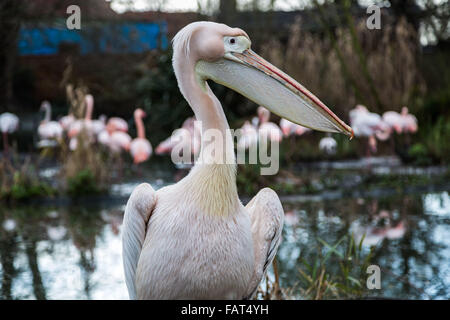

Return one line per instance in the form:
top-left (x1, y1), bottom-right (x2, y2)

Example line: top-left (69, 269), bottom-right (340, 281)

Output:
top-left (173, 22), bottom-right (353, 138)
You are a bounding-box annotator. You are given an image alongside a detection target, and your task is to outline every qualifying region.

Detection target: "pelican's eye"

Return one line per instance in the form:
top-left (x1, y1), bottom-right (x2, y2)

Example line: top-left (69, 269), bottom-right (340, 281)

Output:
top-left (224, 36), bottom-right (250, 54)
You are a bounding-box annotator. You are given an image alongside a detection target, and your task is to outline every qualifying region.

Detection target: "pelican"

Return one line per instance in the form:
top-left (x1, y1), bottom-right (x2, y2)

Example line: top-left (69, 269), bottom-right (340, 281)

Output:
top-left (122, 22), bottom-right (353, 300)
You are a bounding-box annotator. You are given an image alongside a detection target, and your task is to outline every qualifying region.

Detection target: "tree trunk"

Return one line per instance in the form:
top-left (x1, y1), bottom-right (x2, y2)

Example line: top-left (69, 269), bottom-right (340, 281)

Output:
top-left (218, 0), bottom-right (237, 25)
top-left (0, 1), bottom-right (24, 112)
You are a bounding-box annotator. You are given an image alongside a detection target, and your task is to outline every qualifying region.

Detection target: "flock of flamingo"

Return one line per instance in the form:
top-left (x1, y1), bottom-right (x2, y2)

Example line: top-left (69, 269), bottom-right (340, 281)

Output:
top-left (234, 103), bottom-right (418, 156)
top-left (0, 97), bottom-right (418, 164)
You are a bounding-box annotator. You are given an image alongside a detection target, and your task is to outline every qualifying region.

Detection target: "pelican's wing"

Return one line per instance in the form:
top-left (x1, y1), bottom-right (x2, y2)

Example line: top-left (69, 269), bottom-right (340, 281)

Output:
top-left (244, 188), bottom-right (284, 299)
top-left (122, 183), bottom-right (156, 300)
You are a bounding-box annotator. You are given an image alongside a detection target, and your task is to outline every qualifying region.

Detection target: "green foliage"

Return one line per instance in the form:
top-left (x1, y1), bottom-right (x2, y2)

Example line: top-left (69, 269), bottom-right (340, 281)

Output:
top-left (408, 143), bottom-right (432, 166)
top-left (0, 157), bottom-right (55, 201)
top-left (237, 163), bottom-right (266, 195)
top-left (112, 51), bottom-right (194, 145)
top-left (61, 128), bottom-right (113, 196)
top-left (9, 176), bottom-right (54, 201)
top-left (420, 117), bottom-right (450, 164)
top-left (66, 169), bottom-right (101, 197)
top-left (295, 234), bottom-right (375, 299)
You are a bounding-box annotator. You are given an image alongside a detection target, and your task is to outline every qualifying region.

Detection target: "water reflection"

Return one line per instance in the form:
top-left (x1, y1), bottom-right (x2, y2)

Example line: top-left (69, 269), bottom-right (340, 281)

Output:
top-left (277, 191), bottom-right (450, 299)
top-left (0, 191), bottom-right (449, 299)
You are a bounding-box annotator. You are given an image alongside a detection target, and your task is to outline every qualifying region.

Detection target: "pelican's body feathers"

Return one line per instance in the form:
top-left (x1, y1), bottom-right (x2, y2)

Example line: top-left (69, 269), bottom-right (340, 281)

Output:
top-left (123, 21), bottom-right (352, 300)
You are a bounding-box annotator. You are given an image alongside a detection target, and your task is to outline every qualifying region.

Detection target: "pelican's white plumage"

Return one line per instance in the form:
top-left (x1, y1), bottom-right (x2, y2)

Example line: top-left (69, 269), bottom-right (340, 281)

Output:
top-left (122, 21), bottom-right (353, 300)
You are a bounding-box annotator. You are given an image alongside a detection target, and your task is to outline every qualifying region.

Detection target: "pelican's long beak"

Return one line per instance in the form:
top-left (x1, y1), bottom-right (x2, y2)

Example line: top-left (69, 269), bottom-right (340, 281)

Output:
top-left (197, 49), bottom-right (353, 138)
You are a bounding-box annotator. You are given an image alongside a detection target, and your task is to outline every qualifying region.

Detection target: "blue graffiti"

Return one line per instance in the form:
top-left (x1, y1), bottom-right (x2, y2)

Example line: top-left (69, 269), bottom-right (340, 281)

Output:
top-left (18, 22), bottom-right (168, 56)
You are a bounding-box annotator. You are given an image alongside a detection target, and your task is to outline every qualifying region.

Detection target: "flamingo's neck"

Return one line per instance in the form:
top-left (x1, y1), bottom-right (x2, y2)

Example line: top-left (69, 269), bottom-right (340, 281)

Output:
top-left (85, 102), bottom-right (93, 121)
top-left (135, 113), bottom-right (146, 139)
top-left (173, 53), bottom-right (239, 217)
top-left (44, 106), bottom-right (51, 123)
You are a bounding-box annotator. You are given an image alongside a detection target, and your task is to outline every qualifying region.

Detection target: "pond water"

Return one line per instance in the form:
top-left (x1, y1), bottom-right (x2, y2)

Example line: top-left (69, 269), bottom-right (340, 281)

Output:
top-left (0, 168), bottom-right (449, 300)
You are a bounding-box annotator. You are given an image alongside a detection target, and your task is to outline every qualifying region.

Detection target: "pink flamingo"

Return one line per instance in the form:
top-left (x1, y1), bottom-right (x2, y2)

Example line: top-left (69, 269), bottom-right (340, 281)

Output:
top-left (130, 109), bottom-right (152, 164)
top-left (237, 120), bottom-right (258, 151)
top-left (68, 95), bottom-right (106, 138)
top-left (107, 117), bottom-right (128, 133)
top-left (382, 107), bottom-right (418, 135)
top-left (97, 120), bottom-right (132, 153)
top-left (38, 101), bottom-right (63, 142)
top-left (86, 95), bottom-right (106, 136)
top-left (400, 106), bottom-right (418, 133)
top-left (110, 131), bottom-right (132, 153)
top-left (385, 221), bottom-right (406, 240)
top-left (0, 112), bottom-right (19, 154)
top-left (279, 118), bottom-right (311, 137)
top-left (97, 127), bottom-right (111, 147)
top-left (68, 99), bottom-right (92, 139)
top-left (382, 110), bottom-right (403, 134)
top-left (155, 117), bottom-right (200, 156)
top-left (349, 104), bottom-right (391, 155)
top-left (257, 106), bottom-right (282, 143)
top-left (59, 114), bottom-right (75, 132)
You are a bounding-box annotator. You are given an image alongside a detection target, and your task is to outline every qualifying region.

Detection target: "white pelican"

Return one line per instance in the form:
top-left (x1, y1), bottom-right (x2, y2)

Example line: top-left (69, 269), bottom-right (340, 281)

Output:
top-left (0, 112), bottom-right (19, 154)
top-left (122, 22), bottom-right (353, 300)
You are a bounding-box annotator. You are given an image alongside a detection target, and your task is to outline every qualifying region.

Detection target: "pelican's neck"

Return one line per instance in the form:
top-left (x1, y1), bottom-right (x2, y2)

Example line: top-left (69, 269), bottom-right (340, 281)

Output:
top-left (176, 59), bottom-right (230, 134)
top-left (135, 113), bottom-right (146, 139)
top-left (174, 54), bottom-right (239, 217)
